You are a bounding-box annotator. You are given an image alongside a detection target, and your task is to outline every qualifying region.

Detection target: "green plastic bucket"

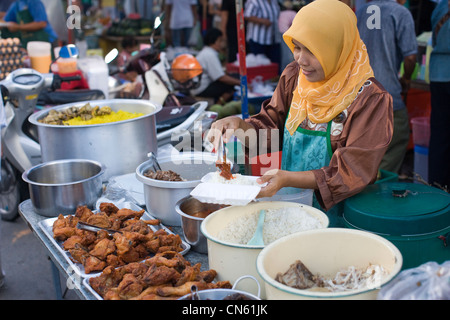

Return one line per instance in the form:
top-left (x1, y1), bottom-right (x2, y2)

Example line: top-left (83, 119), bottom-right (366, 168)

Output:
top-left (343, 182), bottom-right (450, 270)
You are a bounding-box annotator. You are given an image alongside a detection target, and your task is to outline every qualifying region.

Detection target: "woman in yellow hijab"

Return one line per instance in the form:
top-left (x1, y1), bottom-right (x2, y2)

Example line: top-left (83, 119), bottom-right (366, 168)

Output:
top-left (208, 0), bottom-right (393, 226)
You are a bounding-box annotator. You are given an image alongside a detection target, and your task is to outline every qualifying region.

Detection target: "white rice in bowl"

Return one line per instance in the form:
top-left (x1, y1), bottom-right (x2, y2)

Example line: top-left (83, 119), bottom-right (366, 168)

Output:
top-left (217, 206), bottom-right (323, 245)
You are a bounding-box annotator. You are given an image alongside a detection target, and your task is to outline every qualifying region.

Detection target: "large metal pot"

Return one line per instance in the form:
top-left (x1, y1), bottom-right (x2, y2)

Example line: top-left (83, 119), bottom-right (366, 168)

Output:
top-left (28, 99), bottom-right (162, 180)
top-left (22, 159), bottom-right (105, 217)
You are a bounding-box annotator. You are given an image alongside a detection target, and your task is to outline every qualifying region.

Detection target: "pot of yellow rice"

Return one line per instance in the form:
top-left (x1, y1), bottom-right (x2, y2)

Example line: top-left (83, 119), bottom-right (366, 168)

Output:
top-left (29, 99), bottom-right (162, 180)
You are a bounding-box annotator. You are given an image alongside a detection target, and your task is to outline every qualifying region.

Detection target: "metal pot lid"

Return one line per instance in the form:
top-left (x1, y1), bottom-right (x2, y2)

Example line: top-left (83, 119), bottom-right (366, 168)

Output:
top-left (343, 182), bottom-right (450, 235)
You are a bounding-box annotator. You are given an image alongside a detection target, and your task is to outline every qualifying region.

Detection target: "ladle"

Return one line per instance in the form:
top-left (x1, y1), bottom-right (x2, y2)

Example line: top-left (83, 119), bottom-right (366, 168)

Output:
top-left (246, 210), bottom-right (266, 246)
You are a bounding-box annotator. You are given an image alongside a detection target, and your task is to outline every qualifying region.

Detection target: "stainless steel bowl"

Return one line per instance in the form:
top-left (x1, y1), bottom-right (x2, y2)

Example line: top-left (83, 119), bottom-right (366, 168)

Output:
top-left (22, 159), bottom-right (105, 217)
top-left (178, 275), bottom-right (261, 300)
top-left (175, 196), bottom-right (228, 253)
top-left (136, 152), bottom-right (230, 227)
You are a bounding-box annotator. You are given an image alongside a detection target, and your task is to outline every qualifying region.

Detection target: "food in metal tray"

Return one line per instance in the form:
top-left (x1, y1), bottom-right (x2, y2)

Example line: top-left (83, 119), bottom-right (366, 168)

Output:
top-left (89, 251), bottom-right (232, 300)
top-left (52, 202), bottom-right (184, 274)
top-left (276, 259), bottom-right (389, 292)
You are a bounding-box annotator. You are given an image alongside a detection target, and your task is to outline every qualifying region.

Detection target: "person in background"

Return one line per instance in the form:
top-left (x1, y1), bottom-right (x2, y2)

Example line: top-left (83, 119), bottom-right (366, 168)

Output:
top-left (165, 0), bottom-right (198, 48)
top-left (220, 0), bottom-right (239, 63)
top-left (0, 0), bottom-right (15, 20)
top-left (208, 0), bottom-right (393, 227)
top-left (209, 0), bottom-right (222, 29)
top-left (3, 0), bottom-right (58, 47)
top-left (117, 36), bottom-right (139, 83)
top-left (244, 0), bottom-right (281, 68)
top-left (356, 0), bottom-right (417, 176)
top-left (428, 0), bottom-right (450, 190)
top-left (116, 36), bottom-right (143, 98)
top-left (191, 28), bottom-right (240, 104)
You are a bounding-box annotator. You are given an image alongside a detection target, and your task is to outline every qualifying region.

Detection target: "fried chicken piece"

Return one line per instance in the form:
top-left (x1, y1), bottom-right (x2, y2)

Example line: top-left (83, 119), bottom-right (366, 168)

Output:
top-left (104, 288), bottom-right (121, 300)
top-left (99, 202), bottom-right (119, 216)
top-left (112, 208), bottom-right (145, 221)
top-left (198, 269), bottom-right (218, 283)
top-left (116, 273), bottom-right (144, 300)
top-left (74, 205), bottom-right (94, 221)
top-left (69, 243), bottom-right (90, 264)
top-left (143, 219), bottom-right (161, 226)
top-left (174, 263), bottom-right (201, 286)
top-left (113, 232), bottom-right (133, 256)
top-left (120, 220), bottom-right (152, 235)
top-left (89, 265), bottom-right (127, 296)
top-left (52, 214), bottom-right (79, 241)
top-left (145, 251), bottom-right (188, 271)
top-left (157, 281), bottom-right (209, 297)
top-left (86, 212), bottom-right (112, 229)
top-left (138, 293), bottom-right (180, 300)
top-left (89, 238), bottom-right (116, 260)
top-left (63, 235), bottom-right (85, 250)
top-left (142, 263), bottom-right (181, 286)
top-left (84, 255), bottom-right (107, 274)
top-left (159, 233), bottom-right (182, 248)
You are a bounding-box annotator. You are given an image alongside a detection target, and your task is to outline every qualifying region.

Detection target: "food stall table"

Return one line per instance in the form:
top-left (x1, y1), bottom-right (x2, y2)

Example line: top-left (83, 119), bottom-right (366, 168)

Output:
top-left (18, 199), bottom-right (208, 300)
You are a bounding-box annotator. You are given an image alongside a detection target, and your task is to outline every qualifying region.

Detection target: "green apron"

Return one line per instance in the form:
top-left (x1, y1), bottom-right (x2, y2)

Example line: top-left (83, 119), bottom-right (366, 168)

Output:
top-left (16, 6), bottom-right (49, 48)
top-left (281, 119), bottom-right (344, 227)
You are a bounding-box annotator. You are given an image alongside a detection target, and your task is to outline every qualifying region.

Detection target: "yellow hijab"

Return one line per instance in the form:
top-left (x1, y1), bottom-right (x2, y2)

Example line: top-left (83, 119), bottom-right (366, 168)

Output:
top-left (283, 0), bottom-right (374, 135)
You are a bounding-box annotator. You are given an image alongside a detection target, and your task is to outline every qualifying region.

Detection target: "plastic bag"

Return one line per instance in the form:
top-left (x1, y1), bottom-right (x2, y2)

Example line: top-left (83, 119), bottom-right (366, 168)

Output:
top-left (378, 261), bottom-right (450, 300)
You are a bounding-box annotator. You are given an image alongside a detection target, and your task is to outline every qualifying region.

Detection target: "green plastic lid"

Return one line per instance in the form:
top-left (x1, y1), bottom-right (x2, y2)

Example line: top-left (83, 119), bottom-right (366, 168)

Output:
top-left (343, 182), bottom-right (450, 235)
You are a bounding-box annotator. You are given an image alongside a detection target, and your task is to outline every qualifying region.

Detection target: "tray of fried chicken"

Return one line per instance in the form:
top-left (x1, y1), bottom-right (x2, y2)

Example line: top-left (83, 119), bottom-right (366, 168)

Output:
top-left (85, 251), bottom-right (232, 300)
top-left (38, 201), bottom-right (190, 278)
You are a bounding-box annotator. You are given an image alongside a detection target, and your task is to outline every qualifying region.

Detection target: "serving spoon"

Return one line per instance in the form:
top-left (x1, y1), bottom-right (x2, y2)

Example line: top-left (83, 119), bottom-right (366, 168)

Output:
top-left (247, 210), bottom-right (266, 246)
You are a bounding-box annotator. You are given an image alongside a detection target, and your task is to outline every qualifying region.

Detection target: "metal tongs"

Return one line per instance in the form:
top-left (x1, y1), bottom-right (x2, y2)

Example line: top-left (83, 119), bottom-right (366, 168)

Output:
top-left (77, 221), bottom-right (122, 235)
top-left (148, 152), bottom-right (162, 171)
top-left (216, 135), bottom-right (227, 164)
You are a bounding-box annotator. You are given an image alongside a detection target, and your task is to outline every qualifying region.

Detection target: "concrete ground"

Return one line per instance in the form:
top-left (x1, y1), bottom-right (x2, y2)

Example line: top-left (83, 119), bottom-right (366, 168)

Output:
top-left (0, 215), bottom-right (79, 300)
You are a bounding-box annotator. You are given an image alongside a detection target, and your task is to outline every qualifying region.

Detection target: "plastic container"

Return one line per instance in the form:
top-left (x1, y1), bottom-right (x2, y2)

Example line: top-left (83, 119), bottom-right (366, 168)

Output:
top-left (226, 62), bottom-right (279, 82)
top-left (201, 201), bottom-right (329, 299)
top-left (27, 41), bottom-right (52, 73)
top-left (77, 56), bottom-right (109, 98)
top-left (414, 145), bottom-right (428, 183)
top-left (411, 117), bottom-right (430, 147)
top-left (344, 182), bottom-right (450, 270)
top-left (56, 58), bottom-right (78, 74)
top-left (256, 228), bottom-right (402, 300)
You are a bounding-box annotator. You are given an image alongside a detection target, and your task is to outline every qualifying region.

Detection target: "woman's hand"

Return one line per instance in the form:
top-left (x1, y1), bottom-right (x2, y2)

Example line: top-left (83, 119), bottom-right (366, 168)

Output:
top-left (257, 169), bottom-right (318, 198)
top-left (256, 169), bottom-right (286, 198)
top-left (206, 116), bottom-right (253, 150)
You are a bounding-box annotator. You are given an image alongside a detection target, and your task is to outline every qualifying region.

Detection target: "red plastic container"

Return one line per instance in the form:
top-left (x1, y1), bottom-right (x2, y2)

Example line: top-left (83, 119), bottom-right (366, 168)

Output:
top-left (226, 63), bottom-right (279, 82)
top-left (411, 116), bottom-right (430, 147)
top-left (406, 89), bottom-right (431, 149)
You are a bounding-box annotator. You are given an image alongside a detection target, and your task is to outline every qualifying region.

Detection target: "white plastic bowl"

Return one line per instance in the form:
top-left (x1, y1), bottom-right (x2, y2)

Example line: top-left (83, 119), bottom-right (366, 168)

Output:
top-left (256, 228), bottom-right (403, 300)
top-left (201, 201), bottom-right (329, 299)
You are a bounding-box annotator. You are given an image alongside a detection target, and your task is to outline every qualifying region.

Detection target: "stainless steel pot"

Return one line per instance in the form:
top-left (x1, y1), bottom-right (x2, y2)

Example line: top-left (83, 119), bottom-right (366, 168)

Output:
top-left (136, 152), bottom-right (229, 226)
top-left (178, 275), bottom-right (261, 300)
top-left (28, 99), bottom-right (162, 181)
top-left (22, 159), bottom-right (105, 217)
top-left (175, 196), bottom-right (228, 253)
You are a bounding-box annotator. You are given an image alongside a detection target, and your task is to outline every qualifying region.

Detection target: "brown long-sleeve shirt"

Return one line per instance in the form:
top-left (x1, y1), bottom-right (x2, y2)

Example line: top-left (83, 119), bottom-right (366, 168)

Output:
top-left (245, 62), bottom-right (393, 211)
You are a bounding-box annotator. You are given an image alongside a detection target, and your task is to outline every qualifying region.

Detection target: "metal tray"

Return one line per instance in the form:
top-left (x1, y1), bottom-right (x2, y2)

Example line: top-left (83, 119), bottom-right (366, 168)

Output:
top-left (38, 201), bottom-right (190, 278)
top-left (83, 277), bottom-right (103, 300)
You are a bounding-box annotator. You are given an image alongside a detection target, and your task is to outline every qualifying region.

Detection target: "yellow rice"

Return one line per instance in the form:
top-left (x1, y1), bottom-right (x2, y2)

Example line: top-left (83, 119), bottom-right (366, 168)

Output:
top-left (63, 110), bottom-right (144, 126)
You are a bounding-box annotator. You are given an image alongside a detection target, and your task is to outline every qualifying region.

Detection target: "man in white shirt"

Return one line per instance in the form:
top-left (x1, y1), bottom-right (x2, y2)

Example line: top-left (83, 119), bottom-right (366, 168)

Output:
top-left (191, 28), bottom-right (240, 104)
top-left (165, 0), bottom-right (198, 48)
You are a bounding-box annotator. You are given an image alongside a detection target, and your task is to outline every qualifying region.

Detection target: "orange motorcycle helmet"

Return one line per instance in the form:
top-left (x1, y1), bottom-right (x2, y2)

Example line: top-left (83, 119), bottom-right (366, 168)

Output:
top-left (170, 54), bottom-right (203, 89)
